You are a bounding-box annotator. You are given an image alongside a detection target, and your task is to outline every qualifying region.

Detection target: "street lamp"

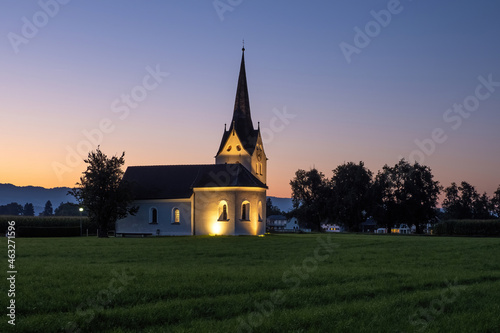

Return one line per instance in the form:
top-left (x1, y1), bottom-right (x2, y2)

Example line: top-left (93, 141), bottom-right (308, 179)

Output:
top-left (79, 207), bottom-right (84, 236)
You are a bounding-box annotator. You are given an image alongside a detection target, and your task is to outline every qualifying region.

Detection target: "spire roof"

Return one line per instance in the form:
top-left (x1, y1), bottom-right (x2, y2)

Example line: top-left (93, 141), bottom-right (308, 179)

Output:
top-left (216, 48), bottom-right (259, 156)
top-left (231, 48), bottom-right (255, 139)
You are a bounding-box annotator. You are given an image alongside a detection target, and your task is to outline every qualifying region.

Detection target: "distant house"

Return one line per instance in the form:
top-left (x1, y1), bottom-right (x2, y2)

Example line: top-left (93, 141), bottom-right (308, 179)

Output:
top-left (266, 215), bottom-right (287, 231)
top-left (360, 218), bottom-right (377, 233)
top-left (391, 224), bottom-right (411, 234)
top-left (266, 215), bottom-right (300, 232)
top-left (321, 223), bottom-right (343, 233)
top-left (285, 217), bottom-right (299, 231)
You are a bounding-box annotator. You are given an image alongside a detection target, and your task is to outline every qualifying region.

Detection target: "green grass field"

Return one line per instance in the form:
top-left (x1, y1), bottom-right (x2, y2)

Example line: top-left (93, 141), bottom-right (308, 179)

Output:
top-left (1, 234), bottom-right (500, 332)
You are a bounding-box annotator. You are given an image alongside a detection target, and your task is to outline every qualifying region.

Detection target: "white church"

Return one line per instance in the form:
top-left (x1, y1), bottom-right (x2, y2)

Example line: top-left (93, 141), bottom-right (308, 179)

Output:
top-left (116, 48), bottom-right (267, 236)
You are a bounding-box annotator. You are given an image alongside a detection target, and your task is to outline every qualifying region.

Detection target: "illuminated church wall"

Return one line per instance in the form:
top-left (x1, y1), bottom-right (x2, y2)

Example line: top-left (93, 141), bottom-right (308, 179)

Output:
top-left (193, 187), bottom-right (266, 236)
top-left (116, 200), bottom-right (192, 236)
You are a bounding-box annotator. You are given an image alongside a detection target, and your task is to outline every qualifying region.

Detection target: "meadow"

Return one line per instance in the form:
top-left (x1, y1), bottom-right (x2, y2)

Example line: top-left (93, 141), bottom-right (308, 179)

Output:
top-left (1, 233), bottom-right (499, 332)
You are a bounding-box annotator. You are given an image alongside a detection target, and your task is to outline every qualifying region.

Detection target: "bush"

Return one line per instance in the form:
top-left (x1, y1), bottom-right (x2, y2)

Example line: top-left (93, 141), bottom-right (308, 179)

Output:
top-left (0, 216), bottom-right (99, 236)
top-left (435, 219), bottom-right (500, 236)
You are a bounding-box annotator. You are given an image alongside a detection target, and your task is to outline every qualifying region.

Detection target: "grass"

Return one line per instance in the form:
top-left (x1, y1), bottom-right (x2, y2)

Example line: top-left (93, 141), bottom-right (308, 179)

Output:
top-left (1, 234), bottom-right (500, 332)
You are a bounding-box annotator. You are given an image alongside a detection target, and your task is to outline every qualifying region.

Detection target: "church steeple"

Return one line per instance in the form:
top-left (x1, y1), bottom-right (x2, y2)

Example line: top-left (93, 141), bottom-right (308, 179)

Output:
top-left (216, 47), bottom-right (266, 185)
top-left (231, 47), bottom-right (255, 140)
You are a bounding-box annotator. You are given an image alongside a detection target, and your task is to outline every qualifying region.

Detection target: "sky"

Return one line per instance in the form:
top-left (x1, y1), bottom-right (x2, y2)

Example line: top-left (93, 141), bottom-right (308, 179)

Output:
top-left (1, 0), bottom-right (499, 199)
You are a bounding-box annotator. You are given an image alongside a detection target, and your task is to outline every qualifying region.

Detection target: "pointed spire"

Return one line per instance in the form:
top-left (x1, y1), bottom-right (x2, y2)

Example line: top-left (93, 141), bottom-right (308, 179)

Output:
top-left (215, 46), bottom-right (259, 157)
top-left (231, 47), bottom-right (254, 140)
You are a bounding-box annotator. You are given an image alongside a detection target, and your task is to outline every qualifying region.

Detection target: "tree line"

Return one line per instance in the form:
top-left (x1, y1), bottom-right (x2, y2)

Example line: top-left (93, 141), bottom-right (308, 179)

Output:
top-left (289, 159), bottom-right (500, 233)
top-left (0, 201), bottom-right (87, 217)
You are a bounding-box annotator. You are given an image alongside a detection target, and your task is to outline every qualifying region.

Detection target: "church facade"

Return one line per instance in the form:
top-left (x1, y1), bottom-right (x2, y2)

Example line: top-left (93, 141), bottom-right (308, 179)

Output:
top-left (116, 48), bottom-right (267, 236)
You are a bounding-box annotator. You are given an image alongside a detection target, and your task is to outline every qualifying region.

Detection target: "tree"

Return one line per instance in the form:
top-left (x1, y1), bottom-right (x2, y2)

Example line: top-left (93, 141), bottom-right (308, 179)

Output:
top-left (266, 198), bottom-right (282, 216)
top-left (54, 202), bottom-right (82, 216)
top-left (329, 161), bottom-right (372, 232)
top-left (492, 185), bottom-right (500, 218)
top-left (41, 200), bottom-right (53, 216)
top-left (473, 192), bottom-right (493, 219)
top-left (442, 181), bottom-right (493, 219)
top-left (23, 203), bottom-right (35, 216)
top-left (442, 182), bottom-right (463, 219)
top-left (372, 159), bottom-right (441, 233)
top-left (289, 168), bottom-right (329, 230)
top-left (0, 202), bottom-right (23, 216)
top-left (69, 147), bottom-right (137, 237)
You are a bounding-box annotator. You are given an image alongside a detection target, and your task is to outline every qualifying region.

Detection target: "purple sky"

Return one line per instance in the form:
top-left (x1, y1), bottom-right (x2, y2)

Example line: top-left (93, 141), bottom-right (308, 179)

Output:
top-left (1, 0), bottom-right (499, 199)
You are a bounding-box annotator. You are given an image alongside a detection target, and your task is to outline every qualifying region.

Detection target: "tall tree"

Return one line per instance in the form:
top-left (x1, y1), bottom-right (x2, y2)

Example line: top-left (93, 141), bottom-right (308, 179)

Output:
top-left (69, 147), bottom-right (137, 237)
top-left (492, 185), bottom-right (500, 218)
top-left (473, 192), bottom-right (493, 219)
top-left (290, 168), bottom-right (329, 230)
top-left (442, 181), bottom-right (493, 219)
top-left (42, 200), bottom-right (53, 216)
top-left (442, 182), bottom-right (463, 219)
top-left (372, 159), bottom-right (441, 233)
top-left (23, 203), bottom-right (35, 216)
top-left (329, 161), bottom-right (372, 232)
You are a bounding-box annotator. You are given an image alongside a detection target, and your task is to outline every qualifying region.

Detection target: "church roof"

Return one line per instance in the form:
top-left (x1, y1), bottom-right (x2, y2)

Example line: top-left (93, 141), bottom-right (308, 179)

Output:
top-left (123, 163), bottom-right (267, 200)
top-left (216, 48), bottom-right (259, 156)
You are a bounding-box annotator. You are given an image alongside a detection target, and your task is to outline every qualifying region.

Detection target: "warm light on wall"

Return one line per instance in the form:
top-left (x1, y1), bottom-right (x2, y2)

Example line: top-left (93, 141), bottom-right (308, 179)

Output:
top-left (211, 221), bottom-right (223, 235)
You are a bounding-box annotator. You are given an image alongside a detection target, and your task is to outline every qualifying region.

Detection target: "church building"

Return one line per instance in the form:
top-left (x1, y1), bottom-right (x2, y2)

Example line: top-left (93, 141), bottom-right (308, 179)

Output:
top-left (116, 48), bottom-right (267, 236)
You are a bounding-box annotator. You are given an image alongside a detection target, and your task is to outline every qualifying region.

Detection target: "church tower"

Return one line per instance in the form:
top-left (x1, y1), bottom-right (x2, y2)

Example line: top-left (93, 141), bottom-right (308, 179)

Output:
top-left (215, 47), bottom-right (267, 185)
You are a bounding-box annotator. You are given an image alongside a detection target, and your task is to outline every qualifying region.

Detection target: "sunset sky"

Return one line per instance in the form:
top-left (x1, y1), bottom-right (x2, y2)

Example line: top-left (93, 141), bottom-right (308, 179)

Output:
top-left (1, 0), bottom-right (499, 199)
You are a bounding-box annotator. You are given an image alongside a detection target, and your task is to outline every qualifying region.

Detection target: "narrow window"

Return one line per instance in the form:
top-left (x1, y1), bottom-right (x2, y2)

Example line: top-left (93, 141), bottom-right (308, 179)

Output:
top-left (258, 201), bottom-right (263, 221)
top-left (173, 208), bottom-right (180, 223)
top-left (218, 201), bottom-right (229, 221)
top-left (241, 201), bottom-right (250, 221)
top-left (151, 208), bottom-right (158, 224)
top-left (222, 205), bottom-right (227, 220)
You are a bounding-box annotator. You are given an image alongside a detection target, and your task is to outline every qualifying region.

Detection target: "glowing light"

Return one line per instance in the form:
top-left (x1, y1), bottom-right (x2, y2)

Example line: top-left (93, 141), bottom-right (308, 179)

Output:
top-left (211, 221), bottom-right (223, 235)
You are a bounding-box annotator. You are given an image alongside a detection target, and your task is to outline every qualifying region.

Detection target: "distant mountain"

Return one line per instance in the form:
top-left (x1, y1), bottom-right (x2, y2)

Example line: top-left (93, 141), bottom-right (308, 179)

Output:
top-left (267, 196), bottom-right (293, 213)
top-left (0, 183), bottom-right (76, 215)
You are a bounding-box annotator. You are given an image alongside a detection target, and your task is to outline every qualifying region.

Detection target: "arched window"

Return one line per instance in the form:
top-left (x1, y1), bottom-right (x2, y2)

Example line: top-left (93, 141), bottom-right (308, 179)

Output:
top-left (150, 208), bottom-right (158, 224)
top-left (172, 208), bottom-right (180, 223)
top-left (259, 163), bottom-right (262, 175)
top-left (258, 201), bottom-right (263, 222)
top-left (241, 201), bottom-right (250, 221)
top-left (218, 201), bottom-right (228, 221)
